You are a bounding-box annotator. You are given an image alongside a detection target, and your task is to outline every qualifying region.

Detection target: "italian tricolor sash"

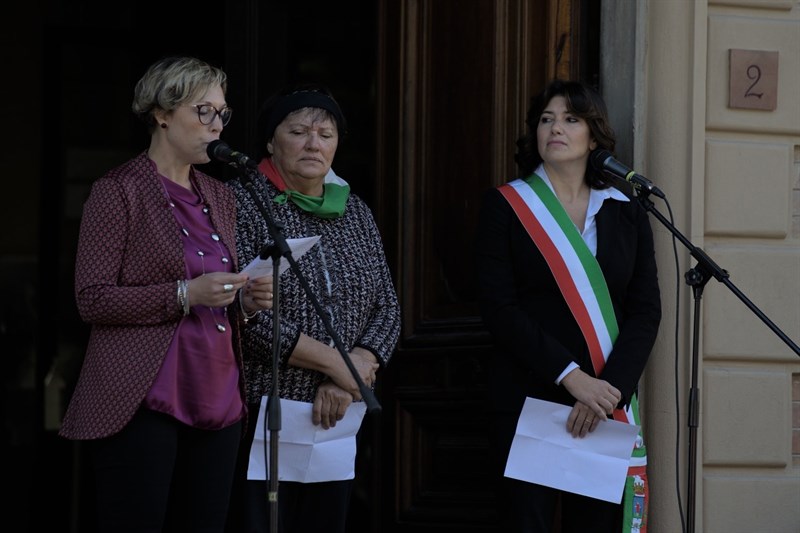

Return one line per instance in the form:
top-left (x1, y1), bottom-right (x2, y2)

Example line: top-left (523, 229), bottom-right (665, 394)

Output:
top-left (499, 174), bottom-right (649, 532)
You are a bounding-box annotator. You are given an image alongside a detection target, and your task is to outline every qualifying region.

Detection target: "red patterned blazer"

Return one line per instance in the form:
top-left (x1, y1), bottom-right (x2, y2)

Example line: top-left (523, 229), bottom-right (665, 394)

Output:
top-left (59, 152), bottom-right (243, 440)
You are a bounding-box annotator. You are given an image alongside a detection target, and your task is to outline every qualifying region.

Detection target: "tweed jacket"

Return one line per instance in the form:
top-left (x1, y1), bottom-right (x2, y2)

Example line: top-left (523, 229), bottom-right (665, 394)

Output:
top-left (475, 185), bottom-right (662, 418)
top-left (59, 152), bottom-right (244, 440)
top-left (229, 175), bottom-right (401, 404)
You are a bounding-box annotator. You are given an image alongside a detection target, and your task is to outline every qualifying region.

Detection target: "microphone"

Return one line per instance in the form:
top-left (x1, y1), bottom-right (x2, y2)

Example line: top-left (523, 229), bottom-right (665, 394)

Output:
top-left (590, 149), bottom-right (665, 199)
top-left (206, 139), bottom-right (258, 169)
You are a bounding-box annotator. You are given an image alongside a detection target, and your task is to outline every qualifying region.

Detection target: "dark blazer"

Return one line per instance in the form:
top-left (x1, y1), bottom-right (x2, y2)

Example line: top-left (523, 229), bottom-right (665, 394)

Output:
top-left (475, 185), bottom-right (661, 427)
top-left (60, 152), bottom-right (243, 440)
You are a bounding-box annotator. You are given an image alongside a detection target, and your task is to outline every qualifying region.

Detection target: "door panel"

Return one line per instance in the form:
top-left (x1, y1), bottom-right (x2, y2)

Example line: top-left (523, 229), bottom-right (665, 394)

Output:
top-left (373, 1), bottom-right (591, 530)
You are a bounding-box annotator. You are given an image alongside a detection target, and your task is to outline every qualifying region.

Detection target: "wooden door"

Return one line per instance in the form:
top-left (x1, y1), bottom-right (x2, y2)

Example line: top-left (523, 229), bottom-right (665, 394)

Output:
top-left (359, 1), bottom-right (598, 531)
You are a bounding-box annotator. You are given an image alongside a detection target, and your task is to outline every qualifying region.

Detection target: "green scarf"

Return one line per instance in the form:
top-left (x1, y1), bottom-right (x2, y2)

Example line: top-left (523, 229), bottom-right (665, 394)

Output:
top-left (259, 158), bottom-right (350, 219)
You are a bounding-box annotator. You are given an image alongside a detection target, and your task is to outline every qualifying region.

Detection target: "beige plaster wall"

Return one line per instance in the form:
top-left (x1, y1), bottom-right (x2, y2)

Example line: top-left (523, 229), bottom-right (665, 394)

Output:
top-left (640, 1), bottom-right (800, 532)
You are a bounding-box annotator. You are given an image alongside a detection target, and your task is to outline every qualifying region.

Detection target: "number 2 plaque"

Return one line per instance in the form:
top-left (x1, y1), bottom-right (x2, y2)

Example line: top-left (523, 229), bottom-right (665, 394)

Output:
top-left (729, 49), bottom-right (778, 111)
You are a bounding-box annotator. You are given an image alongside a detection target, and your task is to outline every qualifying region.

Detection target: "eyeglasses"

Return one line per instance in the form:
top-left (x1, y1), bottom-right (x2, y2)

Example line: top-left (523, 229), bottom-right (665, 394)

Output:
top-left (190, 104), bottom-right (233, 126)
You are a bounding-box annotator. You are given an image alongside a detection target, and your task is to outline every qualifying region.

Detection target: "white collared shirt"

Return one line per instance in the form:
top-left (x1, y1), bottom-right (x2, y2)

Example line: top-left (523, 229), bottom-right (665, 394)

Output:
top-left (533, 165), bottom-right (630, 385)
top-left (536, 164), bottom-right (629, 256)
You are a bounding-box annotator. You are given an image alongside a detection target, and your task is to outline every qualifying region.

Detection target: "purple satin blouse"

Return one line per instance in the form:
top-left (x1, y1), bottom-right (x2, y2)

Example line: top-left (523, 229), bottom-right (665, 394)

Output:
top-left (143, 175), bottom-right (244, 429)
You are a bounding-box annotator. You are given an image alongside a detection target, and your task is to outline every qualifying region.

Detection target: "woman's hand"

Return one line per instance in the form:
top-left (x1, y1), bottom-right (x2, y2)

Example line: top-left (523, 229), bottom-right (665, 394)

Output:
top-left (288, 336), bottom-right (379, 400)
top-left (350, 347), bottom-right (379, 387)
top-left (312, 381), bottom-right (353, 429)
top-left (187, 272), bottom-right (249, 308)
top-left (241, 276), bottom-right (274, 312)
top-left (560, 368), bottom-right (621, 419)
top-left (566, 401), bottom-right (603, 438)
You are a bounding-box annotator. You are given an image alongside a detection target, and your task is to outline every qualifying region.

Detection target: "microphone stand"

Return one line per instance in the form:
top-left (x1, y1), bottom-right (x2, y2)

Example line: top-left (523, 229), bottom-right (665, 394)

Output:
top-left (631, 189), bottom-right (800, 533)
top-left (233, 164), bottom-right (381, 532)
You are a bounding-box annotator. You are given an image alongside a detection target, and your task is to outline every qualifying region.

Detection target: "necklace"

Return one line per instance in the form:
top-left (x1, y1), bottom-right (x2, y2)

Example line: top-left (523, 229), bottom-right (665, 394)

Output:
top-left (160, 175), bottom-right (231, 333)
top-left (196, 243), bottom-right (230, 333)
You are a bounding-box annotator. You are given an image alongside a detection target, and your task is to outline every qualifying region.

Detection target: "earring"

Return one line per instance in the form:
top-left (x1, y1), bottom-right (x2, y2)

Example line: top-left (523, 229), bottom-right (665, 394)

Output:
top-left (160, 123), bottom-right (167, 129)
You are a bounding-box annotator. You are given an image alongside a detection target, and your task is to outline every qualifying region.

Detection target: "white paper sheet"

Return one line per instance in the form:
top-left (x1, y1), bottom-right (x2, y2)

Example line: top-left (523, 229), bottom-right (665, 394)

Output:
top-left (504, 397), bottom-right (640, 503)
top-left (240, 236), bottom-right (321, 278)
top-left (247, 397), bottom-right (367, 483)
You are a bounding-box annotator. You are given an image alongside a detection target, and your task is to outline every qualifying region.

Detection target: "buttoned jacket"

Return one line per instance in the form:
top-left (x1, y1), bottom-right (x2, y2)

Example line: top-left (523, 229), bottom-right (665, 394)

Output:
top-left (60, 152), bottom-right (243, 440)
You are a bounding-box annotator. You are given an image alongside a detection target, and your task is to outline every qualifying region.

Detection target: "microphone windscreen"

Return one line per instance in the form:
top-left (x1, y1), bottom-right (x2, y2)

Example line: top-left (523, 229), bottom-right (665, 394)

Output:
top-left (589, 149), bottom-right (613, 172)
top-left (207, 139), bottom-right (229, 161)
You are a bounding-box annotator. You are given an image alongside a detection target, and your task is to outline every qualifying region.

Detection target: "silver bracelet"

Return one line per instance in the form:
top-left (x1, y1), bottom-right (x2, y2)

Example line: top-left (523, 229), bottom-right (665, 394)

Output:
top-left (177, 279), bottom-right (190, 316)
top-left (176, 280), bottom-right (184, 313)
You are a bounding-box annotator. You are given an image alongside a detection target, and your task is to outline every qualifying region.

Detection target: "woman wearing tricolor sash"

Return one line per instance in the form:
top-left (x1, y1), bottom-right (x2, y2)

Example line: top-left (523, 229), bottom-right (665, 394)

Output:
top-left (475, 80), bottom-right (661, 532)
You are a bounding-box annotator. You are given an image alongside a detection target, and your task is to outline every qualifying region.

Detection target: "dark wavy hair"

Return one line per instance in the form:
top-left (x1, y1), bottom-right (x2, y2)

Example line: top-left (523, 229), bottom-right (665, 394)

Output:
top-left (514, 79), bottom-right (615, 188)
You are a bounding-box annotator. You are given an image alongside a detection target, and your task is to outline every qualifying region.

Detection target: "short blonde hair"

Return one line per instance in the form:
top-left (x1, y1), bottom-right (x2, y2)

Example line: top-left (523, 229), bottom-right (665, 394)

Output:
top-left (131, 56), bottom-right (227, 128)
